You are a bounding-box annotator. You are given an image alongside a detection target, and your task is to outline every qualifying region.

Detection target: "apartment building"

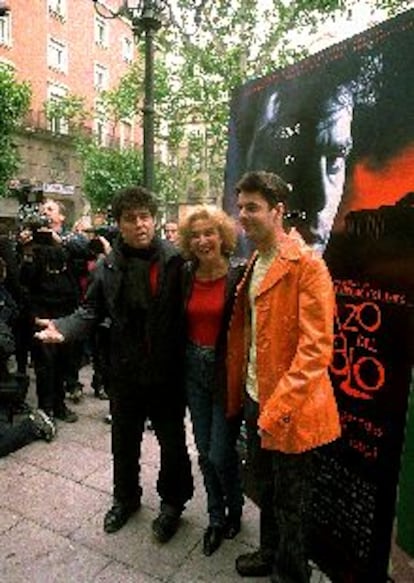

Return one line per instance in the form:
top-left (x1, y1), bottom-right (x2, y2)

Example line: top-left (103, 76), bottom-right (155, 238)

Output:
top-left (0, 0), bottom-right (141, 217)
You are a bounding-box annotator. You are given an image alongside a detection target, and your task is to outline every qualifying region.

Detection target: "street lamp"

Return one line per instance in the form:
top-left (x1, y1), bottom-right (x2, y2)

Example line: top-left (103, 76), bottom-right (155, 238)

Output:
top-left (92, 0), bottom-right (168, 192)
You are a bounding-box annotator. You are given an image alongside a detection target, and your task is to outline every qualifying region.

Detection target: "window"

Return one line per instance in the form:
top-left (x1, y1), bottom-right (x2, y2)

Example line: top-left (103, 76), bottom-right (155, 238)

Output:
top-left (48, 0), bottom-right (66, 20)
top-left (95, 16), bottom-right (108, 47)
top-left (122, 36), bottom-right (133, 63)
top-left (94, 63), bottom-right (108, 91)
top-left (46, 84), bottom-right (68, 135)
top-left (47, 37), bottom-right (67, 73)
top-left (0, 12), bottom-right (11, 47)
top-left (120, 121), bottom-right (133, 149)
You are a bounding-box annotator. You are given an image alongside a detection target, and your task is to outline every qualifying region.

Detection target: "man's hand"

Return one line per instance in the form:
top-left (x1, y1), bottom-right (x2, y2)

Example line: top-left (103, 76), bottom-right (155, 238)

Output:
top-left (97, 235), bottom-right (111, 256)
top-left (34, 318), bottom-right (65, 343)
top-left (18, 228), bottom-right (33, 245)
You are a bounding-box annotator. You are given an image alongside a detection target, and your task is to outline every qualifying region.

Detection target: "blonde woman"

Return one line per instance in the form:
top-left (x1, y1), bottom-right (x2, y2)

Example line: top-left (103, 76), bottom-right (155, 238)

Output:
top-left (180, 206), bottom-right (246, 556)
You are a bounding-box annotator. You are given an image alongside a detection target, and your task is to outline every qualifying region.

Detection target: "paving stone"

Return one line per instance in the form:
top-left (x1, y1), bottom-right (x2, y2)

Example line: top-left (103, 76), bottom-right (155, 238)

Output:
top-left (0, 458), bottom-right (108, 536)
top-left (170, 538), bottom-right (258, 583)
top-left (53, 414), bottom-right (112, 453)
top-left (94, 559), bottom-right (165, 582)
top-left (0, 507), bottom-right (21, 534)
top-left (82, 460), bottom-right (113, 496)
top-left (12, 439), bottom-right (111, 483)
top-left (71, 505), bottom-right (201, 580)
top-left (0, 519), bottom-right (110, 583)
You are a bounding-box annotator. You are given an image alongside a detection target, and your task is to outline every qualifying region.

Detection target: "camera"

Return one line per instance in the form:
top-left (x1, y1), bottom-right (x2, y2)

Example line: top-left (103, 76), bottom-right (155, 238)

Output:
top-left (85, 225), bottom-right (118, 257)
top-left (19, 206), bottom-right (53, 245)
top-left (20, 207), bottom-right (52, 231)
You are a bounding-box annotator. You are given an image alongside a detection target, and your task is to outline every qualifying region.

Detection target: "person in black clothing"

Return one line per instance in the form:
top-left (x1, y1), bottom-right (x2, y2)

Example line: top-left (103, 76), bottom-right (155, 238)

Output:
top-left (0, 408), bottom-right (56, 457)
top-left (0, 256), bottom-right (56, 453)
top-left (19, 199), bottom-right (81, 423)
top-left (35, 186), bottom-right (194, 542)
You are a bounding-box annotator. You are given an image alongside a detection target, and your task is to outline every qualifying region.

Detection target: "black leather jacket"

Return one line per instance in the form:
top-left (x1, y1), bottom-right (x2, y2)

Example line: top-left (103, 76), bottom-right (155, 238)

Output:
top-left (56, 236), bottom-right (186, 397)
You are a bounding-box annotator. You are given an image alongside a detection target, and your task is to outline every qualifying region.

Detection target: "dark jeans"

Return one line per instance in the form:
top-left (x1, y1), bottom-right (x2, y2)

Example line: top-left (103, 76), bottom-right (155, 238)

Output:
top-left (186, 342), bottom-right (243, 527)
top-left (110, 381), bottom-right (193, 511)
top-left (244, 393), bottom-right (313, 583)
top-left (0, 418), bottom-right (37, 457)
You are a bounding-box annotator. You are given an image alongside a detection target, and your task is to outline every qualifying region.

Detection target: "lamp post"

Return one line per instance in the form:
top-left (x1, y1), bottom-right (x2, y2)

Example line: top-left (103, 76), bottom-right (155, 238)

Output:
top-left (92, 1), bottom-right (167, 192)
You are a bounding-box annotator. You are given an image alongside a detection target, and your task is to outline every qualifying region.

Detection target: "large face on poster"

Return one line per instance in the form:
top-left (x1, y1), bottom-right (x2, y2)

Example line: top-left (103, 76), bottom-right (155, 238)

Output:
top-left (226, 9), bottom-right (414, 583)
top-left (225, 10), bottom-right (414, 278)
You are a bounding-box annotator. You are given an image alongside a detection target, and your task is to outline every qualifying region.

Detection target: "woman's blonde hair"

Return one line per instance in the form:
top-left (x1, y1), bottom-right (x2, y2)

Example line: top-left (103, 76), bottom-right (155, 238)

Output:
top-left (179, 205), bottom-right (237, 260)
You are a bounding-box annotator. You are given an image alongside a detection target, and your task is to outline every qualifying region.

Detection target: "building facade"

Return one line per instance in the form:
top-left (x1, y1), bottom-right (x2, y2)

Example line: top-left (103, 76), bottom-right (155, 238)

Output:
top-left (0, 0), bottom-right (141, 220)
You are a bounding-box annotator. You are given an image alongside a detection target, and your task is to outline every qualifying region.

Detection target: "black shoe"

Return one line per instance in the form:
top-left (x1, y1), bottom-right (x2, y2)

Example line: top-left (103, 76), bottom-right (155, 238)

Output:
top-left (203, 526), bottom-right (224, 556)
top-left (103, 500), bottom-right (141, 534)
top-left (54, 405), bottom-right (78, 423)
top-left (235, 550), bottom-right (273, 577)
top-left (224, 515), bottom-right (241, 539)
top-left (152, 505), bottom-right (182, 543)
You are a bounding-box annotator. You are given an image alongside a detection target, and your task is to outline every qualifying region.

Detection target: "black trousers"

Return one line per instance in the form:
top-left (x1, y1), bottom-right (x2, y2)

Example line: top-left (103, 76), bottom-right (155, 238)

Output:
top-left (0, 418), bottom-right (37, 458)
top-left (244, 394), bottom-right (313, 583)
top-left (31, 341), bottom-right (71, 415)
top-left (110, 382), bottom-right (194, 510)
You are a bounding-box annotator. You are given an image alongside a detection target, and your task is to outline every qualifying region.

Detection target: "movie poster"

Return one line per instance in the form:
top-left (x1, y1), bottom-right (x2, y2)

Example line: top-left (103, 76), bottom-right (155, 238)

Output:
top-left (225, 9), bottom-right (414, 583)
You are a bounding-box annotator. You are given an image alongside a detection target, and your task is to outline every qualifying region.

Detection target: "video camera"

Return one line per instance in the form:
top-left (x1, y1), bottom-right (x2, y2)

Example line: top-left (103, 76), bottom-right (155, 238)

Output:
top-left (11, 184), bottom-right (55, 245)
top-left (19, 206), bottom-right (53, 244)
top-left (0, 182), bottom-right (50, 242)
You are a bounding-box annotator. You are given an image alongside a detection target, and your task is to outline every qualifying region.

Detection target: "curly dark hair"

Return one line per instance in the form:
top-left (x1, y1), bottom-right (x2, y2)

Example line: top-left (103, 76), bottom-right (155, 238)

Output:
top-left (111, 186), bottom-right (158, 222)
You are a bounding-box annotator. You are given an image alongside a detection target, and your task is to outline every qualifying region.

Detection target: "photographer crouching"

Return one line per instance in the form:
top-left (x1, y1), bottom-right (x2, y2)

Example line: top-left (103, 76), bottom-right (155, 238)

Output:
top-left (19, 199), bottom-right (83, 424)
top-left (0, 257), bottom-right (55, 456)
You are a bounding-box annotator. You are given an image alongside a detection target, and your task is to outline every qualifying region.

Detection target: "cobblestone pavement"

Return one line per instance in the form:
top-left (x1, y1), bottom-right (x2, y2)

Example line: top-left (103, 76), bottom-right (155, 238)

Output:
top-left (0, 365), bottom-right (412, 582)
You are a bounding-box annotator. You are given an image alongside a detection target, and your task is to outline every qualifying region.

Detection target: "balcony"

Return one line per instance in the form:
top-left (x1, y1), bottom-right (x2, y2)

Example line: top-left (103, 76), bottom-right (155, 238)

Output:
top-left (18, 109), bottom-right (140, 150)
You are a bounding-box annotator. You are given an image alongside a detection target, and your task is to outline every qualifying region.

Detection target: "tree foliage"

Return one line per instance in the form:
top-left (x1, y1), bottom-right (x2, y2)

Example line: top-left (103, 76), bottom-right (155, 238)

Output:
top-left (76, 139), bottom-right (143, 211)
top-left (0, 65), bottom-right (31, 197)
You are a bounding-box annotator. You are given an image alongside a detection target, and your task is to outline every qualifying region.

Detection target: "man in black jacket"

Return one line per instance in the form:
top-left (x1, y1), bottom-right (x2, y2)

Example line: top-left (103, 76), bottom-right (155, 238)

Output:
top-left (20, 199), bottom-right (81, 423)
top-left (36, 186), bottom-right (193, 542)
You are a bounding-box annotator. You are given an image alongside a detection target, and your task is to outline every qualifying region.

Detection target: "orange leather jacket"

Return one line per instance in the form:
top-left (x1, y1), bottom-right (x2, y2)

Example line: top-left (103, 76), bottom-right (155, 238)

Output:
top-left (226, 232), bottom-right (341, 453)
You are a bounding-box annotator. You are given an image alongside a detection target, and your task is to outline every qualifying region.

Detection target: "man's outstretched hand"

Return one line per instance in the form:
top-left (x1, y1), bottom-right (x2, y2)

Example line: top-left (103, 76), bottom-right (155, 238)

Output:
top-left (34, 318), bottom-right (65, 343)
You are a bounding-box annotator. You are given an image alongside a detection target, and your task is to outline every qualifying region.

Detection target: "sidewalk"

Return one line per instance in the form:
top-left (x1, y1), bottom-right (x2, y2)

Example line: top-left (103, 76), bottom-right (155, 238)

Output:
top-left (0, 364), bottom-right (412, 582)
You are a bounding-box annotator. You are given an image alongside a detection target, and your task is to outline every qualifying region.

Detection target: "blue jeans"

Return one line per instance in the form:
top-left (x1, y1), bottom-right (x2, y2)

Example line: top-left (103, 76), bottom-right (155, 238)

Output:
top-left (185, 342), bottom-right (243, 527)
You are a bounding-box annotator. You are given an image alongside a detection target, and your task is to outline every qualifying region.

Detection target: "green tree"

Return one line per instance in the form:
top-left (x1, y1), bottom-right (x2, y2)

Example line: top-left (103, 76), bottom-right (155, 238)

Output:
top-left (76, 139), bottom-right (143, 210)
top-left (0, 65), bottom-right (31, 197)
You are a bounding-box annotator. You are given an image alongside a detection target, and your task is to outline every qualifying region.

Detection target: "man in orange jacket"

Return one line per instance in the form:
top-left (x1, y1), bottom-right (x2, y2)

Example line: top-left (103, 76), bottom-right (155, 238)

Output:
top-left (227, 171), bottom-right (341, 582)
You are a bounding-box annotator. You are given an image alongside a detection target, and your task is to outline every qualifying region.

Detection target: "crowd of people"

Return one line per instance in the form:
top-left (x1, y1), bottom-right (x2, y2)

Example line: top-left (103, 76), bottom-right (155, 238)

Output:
top-left (1, 174), bottom-right (340, 583)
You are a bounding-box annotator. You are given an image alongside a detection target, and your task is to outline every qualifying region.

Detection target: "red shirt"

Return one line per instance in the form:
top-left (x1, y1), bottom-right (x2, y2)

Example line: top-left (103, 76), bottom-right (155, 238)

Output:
top-left (187, 276), bottom-right (226, 347)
